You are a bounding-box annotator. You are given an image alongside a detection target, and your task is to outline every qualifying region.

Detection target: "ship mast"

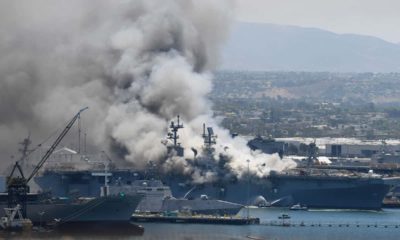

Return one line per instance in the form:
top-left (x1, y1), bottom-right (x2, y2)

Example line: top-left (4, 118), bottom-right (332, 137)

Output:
top-left (168, 115), bottom-right (184, 147)
top-left (166, 115), bottom-right (185, 157)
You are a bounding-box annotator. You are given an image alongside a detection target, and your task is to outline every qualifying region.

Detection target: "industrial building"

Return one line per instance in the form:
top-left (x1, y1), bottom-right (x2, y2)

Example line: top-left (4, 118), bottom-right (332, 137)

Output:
top-left (277, 137), bottom-right (400, 158)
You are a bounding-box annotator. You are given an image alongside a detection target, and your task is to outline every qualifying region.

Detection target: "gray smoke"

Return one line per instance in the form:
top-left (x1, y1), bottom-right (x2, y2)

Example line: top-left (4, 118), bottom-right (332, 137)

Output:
top-left (0, 0), bottom-right (295, 180)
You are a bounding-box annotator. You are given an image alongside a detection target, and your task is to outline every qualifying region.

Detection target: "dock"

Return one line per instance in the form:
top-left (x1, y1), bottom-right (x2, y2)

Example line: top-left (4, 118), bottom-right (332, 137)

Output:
top-left (131, 214), bottom-right (260, 225)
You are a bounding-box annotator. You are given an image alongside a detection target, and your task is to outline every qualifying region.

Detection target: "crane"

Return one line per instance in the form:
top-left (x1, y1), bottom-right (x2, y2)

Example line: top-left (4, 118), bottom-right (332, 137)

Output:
top-left (6, 107), bottom-right (88, 218)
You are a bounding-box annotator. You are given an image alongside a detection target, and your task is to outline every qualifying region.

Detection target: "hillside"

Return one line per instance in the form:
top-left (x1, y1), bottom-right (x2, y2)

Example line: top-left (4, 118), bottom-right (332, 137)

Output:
top-left (221, 22), bottom-right (400, 72)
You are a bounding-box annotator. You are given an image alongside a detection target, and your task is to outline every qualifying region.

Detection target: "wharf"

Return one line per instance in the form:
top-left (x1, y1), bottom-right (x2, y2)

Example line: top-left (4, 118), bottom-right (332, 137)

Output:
top-left (131, 214), bottom-right (260, 225)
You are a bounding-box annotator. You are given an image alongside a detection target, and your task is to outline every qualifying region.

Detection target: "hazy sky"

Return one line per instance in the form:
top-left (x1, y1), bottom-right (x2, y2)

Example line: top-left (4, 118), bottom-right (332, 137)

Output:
top-left (236, 0), bottom-right (400, 43)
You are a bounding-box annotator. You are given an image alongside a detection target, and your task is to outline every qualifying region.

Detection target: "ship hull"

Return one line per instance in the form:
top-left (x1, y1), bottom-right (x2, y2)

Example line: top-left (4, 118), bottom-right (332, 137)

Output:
top-left (268, 175), bottom-right (391, 210)
top-left (0, 195), bottom-right (142, 223)
top-left (33, 170), bottom-right (392, 210)
top-left (163, 175), bottom-right (391, 210)
top-left (290, 185), bottom-right (389, 210)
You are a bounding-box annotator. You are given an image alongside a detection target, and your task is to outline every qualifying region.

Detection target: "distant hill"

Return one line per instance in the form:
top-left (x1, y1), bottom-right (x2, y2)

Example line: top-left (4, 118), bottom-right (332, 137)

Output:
top-left (221, 22), bottom-right (400, 72)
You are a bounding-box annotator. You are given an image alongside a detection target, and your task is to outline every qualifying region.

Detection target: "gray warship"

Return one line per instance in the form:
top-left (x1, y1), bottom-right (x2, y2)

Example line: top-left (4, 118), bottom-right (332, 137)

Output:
top-left (0, 109), bottom-right (143, 224)
top-left (163, 137), bottom-right (397, 210)
top-left (31, 116), bottom-right (397, 210)
top-left (28, 116), bottom-right (243, 215)
top-left (31, 163), bottom-right (243, 215)
top-left (111, 179), bottom-right (243, 215)
top-left (0, 192), bottom-right (142, 224)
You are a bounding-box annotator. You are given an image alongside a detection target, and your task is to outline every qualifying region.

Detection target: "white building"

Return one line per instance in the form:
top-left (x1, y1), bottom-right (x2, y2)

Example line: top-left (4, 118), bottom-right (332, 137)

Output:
top-left (277, 137), bottom-right (400, 158)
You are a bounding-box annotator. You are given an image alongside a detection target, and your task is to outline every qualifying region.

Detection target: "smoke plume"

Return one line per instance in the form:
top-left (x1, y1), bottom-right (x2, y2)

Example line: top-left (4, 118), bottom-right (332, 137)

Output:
top-left (0, 0), bottom-right (295, 181)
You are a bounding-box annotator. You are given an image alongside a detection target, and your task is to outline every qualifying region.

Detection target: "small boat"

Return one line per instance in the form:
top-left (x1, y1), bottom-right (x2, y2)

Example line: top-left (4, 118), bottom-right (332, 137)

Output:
top-left (278, 214), bottom-right (291, 219)
top-left (290, 203), bottom-right (308, 211)
top-left (258, 201), bottom-right (272, 208)
top-left (247, 235), bottom-right (266, 240)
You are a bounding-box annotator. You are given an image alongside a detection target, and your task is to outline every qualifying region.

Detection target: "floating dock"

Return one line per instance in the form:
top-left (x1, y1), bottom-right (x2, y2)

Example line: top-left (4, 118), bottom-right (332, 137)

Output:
top-left (131, 214), bottom-right (260, 225)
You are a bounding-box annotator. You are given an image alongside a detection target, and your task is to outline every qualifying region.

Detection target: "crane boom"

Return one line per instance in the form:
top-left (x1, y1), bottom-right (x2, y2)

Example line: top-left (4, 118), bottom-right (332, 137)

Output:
top-left (6, 107), bottom-right (88, 218)
top-left (26, 107), bottom-right (88, 183)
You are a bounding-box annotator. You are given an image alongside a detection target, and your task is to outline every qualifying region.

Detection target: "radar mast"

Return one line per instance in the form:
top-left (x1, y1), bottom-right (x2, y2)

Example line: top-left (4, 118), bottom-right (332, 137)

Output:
top-left (166, 115), bottom-right (184, 157)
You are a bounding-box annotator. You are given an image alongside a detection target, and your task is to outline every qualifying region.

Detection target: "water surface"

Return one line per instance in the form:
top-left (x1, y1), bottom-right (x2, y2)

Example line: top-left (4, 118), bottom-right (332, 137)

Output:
top-left (3, 208), bottom-right (400, 240)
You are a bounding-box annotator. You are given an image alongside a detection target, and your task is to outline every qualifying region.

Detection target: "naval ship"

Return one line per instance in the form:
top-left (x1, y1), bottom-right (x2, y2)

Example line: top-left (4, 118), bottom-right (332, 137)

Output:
top-left (0, 109), bottom-right (145, 225)
top-left (32, 116), bottom-right (398, 210)
top-left (0, 192), bottom-right (143, 224)
top-left (33, 169), bottom-right (243, 215)
top-left (162, 135), bottom-right (397, 210)
top-left (155, 118), bottom-right (398, 209)
top-left (0, 148), bottom-right (143, 224)
top-left (29, 116), bottom-right (244, 215)
top-left (110, 179), bottom-right (243, 215)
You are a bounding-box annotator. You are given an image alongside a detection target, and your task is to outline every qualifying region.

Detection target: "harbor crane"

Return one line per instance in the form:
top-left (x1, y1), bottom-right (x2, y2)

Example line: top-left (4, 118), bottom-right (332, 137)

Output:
top-left (6, 107), bottom-right (88, 218)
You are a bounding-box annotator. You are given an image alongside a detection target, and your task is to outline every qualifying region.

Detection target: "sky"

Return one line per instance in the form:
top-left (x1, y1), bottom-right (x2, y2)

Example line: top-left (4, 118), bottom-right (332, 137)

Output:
top-left (236, 0), bottom-right (400, 43)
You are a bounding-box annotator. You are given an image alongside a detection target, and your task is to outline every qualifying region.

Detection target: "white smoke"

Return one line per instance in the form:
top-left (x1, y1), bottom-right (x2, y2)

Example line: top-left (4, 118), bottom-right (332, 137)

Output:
top-left (0, 0), bottom-right (295, 180)
top-left (174, 116), bottom-right (296, 182)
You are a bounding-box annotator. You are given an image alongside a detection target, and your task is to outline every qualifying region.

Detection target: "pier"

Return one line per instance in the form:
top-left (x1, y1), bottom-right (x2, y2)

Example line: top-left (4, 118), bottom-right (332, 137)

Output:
top-left (131, 214), bottom-right (260, 225)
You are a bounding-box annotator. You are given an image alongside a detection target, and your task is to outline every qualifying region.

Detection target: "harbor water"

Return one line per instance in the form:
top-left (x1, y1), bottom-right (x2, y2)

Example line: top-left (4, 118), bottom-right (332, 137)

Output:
top-left (2, 207), bottom-right (400, 239)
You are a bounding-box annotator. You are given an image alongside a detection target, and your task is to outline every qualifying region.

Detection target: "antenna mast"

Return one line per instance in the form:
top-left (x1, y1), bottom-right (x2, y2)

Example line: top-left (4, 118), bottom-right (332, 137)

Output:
top-left (168, 115), bottom-right (184, 146)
